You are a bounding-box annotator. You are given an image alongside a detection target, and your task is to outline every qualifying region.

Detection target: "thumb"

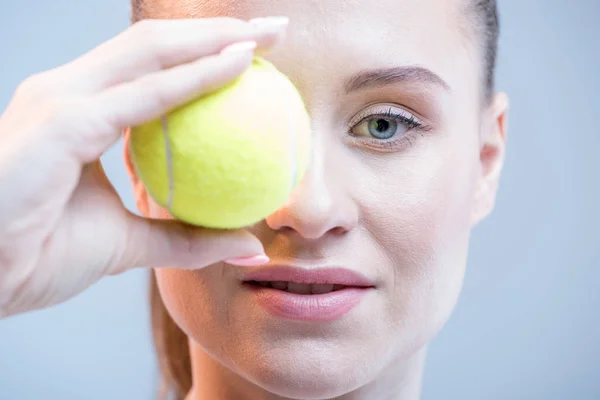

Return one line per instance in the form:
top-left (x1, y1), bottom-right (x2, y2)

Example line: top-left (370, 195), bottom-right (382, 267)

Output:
top-left (118, 213), bottom-right (268, 271)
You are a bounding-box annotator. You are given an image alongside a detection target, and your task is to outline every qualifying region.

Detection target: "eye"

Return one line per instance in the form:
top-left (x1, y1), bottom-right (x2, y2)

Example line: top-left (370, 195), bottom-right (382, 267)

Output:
top-left (350, 106), bottom-right (423, 141)
top-left (356, 118), bottom-right (402, 140)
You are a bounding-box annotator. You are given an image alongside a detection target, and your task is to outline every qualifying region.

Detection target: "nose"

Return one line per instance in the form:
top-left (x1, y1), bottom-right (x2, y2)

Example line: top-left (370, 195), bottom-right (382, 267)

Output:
top-left (265, 137), bottom-right (358, 240)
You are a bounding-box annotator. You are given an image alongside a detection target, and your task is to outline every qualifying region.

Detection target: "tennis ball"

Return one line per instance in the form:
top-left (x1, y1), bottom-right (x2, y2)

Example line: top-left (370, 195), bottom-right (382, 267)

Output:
top-left (128, 57), bottom-right (311, 229)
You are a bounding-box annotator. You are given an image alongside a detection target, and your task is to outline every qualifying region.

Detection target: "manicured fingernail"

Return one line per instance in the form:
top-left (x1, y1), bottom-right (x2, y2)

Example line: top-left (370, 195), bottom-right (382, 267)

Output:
top-left (249, 16), bottom-right (289, 28)
top-left (225, 255), bottom-right (270, 267)
top-left (220, 41), bottom-right (257, 54)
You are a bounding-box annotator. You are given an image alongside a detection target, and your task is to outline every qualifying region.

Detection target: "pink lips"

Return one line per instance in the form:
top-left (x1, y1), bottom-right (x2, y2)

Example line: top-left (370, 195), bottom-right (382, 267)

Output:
top-left (242, 266), bottom-right (375, 321)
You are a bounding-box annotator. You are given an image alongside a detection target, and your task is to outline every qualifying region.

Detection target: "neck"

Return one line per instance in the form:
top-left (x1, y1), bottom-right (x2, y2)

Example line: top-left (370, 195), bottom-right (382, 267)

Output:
top-left (185, 341), bottom-right (427, 400)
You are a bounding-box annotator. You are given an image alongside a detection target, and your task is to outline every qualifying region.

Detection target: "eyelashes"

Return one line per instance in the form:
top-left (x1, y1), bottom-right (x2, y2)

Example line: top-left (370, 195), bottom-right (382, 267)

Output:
top-left (347, 105), bottom-right (431, 152)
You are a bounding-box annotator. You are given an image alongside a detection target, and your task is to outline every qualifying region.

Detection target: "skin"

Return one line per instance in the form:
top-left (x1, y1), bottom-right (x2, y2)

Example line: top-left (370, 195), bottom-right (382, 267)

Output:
top-left (0, 19), bottom-right (283, 318)
top-left (124, 0), bottom-right (509, 399)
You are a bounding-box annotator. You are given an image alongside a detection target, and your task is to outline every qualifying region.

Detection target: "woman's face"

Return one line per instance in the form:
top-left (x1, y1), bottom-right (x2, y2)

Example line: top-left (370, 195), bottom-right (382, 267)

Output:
top-left (133, 0), bottom-right (507, 397)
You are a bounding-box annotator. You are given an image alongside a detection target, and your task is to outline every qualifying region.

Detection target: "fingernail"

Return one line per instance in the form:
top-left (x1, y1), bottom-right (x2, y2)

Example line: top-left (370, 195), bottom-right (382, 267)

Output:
top-left (220, 41), bottom-right (257, 55)
top-left (225, 255), bottom-right (270, 267)
top-left (249, 16), bottom-right (289, 28)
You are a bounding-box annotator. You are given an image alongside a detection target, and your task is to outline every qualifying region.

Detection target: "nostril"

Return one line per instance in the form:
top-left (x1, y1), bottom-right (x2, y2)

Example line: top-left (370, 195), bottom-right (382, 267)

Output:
top-left (273, 221), bottom-right (350, 240)
top-left (277, 225), bottom-right (296, 234)
top-left (329, 226), bottom-right (349, 235)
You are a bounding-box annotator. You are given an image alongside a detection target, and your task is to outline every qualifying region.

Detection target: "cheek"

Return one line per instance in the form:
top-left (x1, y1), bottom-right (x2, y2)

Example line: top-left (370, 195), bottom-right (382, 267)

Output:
top-left (147, 200), bottom-right (236, 355)
top-left (358, 130), bottom-right (479, 339)
top-left (155, 269), bottom-right (215, 338)
top-left (154, 266), bottom-right (242, 363)
top-left (362, 142), bottom-right (476, 265)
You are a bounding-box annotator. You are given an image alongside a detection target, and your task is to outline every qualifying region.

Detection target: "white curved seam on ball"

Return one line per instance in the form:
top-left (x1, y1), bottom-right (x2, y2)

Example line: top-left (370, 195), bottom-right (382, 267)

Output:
top-left (161, 115), bottom-right (174, 211)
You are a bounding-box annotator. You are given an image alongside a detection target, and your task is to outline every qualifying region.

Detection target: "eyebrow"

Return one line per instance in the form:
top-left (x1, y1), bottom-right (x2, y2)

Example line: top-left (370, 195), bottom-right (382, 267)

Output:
top-left (344, 66), bottom-right (451, 94)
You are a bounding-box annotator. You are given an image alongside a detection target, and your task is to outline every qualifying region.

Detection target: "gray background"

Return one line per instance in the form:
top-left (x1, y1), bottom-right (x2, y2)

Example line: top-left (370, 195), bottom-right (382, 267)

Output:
top-left (0, 1), bottom-right (598, 399)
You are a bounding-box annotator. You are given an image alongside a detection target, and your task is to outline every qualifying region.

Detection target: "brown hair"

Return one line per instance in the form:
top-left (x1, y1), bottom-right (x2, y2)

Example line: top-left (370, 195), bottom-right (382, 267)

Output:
top-left (149, 273), bottom-right (192, 400)
top-left (129, 1), bottom-right (500, 399)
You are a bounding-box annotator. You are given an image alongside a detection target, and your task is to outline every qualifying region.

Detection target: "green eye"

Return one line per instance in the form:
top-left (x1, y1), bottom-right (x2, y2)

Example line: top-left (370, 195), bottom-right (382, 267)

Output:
top-left (354, 117), bottom-right (405, 140)
top-left (367, 118), bottom-right (399, 139)
top-left (349, 106), bottom-right (424, 147)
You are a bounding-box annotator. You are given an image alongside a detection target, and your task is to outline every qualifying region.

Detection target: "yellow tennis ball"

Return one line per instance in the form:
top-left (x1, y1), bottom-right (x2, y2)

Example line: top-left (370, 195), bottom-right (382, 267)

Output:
top-left (128, 57), bottom-right (311, 229)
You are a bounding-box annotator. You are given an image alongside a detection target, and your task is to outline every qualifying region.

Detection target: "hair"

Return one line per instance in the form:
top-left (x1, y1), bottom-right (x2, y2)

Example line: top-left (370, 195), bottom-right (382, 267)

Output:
top-left (131, 1), bottom-right (499, 399)
top-left (470, 0), bottom-right (500, 101)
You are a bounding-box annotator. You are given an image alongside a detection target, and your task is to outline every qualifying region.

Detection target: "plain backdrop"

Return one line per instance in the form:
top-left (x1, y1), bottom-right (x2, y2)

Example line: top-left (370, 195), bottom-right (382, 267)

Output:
top-left (1, 1), bottom-right (599, 399)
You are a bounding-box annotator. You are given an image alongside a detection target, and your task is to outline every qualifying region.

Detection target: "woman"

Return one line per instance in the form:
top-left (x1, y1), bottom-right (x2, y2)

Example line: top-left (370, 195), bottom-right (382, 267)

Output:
top-left (0, 0), bottom-right (509, 399)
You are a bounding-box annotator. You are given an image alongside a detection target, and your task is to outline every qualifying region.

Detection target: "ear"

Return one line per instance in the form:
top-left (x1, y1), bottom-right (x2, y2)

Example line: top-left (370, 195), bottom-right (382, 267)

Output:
top-left (471, 92), bottom-right (509, 226)
top-left (123, 127), bottom-right (151, 218)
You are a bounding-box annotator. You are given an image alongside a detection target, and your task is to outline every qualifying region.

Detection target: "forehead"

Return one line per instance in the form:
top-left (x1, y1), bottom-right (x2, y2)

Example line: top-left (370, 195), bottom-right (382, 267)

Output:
top-left (153, 0), bottom-right (476, 97)
top-left (158, 0), bottom-right (466, 56)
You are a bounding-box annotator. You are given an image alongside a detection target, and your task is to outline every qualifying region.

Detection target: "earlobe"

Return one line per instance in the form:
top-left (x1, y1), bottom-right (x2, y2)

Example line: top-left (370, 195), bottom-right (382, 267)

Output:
top-left (471, 92), bottom-right (509, 226)
top-left (123, 127), bottom-right (151, 217)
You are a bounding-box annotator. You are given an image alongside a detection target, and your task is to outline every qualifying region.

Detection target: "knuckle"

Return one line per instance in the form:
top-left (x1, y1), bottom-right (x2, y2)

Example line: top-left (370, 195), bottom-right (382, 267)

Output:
top-left (16, 72), bottom-right (53, 99)
top-left (37, 98), bottom-right (77, 132)
top-left (10, 73), bottom-right (72, 132)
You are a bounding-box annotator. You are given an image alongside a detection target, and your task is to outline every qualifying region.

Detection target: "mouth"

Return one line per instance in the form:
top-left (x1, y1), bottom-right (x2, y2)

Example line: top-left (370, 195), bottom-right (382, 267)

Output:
top-left (241, 266), bottom-right (375, 321)
top-left (245, 281), bottom-right (359, 294)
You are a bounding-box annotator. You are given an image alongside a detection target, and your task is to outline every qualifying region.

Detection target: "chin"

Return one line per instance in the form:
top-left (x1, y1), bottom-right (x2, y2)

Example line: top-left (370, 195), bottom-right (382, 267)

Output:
top-left (237, 350), bottom-right (378, 400)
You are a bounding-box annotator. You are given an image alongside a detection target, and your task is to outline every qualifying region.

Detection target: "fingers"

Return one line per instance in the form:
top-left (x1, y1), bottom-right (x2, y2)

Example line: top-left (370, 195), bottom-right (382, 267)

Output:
top-left (60, 17), bottom-right (288, 95)
top-left (74, 43), bottom-right (256, 161)
top-left (119, 213), bottom-right (267, 271)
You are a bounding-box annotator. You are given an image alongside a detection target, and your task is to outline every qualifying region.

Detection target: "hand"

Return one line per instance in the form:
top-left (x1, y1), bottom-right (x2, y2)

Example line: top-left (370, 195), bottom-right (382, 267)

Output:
top-left (0, 16), bottom-right (288, 318)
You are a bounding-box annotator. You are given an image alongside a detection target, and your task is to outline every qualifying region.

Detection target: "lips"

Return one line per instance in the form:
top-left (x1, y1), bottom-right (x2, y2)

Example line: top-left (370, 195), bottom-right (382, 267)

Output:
top-left (241, 266), bottom-right (375, 321)
top-left (242, 266), bottom-right (375, 288)
top-left (249, 281), bottom-right (347, 294)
